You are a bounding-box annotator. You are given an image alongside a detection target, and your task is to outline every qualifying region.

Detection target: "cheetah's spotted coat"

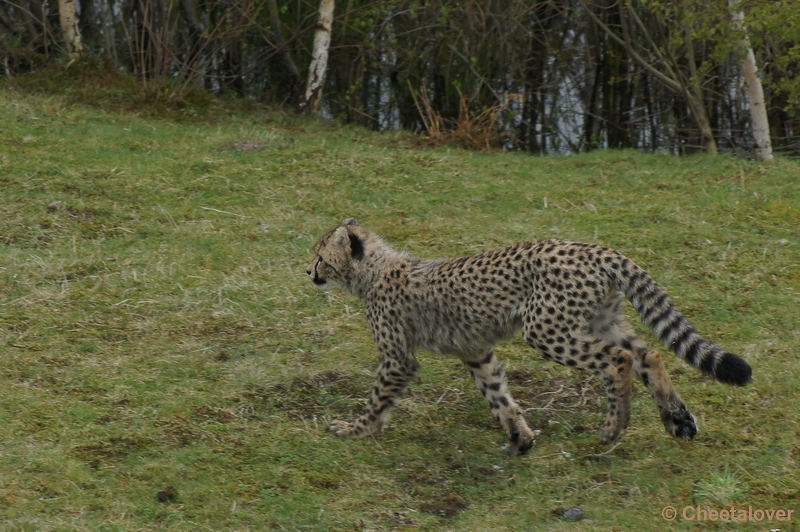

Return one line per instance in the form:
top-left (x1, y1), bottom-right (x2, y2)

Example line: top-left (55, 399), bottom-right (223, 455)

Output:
top-left (307, 219), bottom-right (752, 454)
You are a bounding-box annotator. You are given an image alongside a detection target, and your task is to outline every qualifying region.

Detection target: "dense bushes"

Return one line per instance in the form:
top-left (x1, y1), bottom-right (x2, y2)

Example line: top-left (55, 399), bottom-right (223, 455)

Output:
top-left (1, 0), bottom-right (797, 155)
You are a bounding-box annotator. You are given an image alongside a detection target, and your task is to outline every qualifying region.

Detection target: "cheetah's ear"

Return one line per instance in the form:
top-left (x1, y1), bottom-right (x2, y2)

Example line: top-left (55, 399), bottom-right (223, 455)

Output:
top-left (342, 218), bottom-right (359, 227)
top-left (332, 226), bottom-right (364, 261)
top-left (332, 227), bottom-right (350, 249)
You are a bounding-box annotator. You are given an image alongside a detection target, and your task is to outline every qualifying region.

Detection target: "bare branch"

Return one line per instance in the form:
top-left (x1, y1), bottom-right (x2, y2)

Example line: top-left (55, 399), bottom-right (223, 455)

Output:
top-left (267, 0), bottom-right (302, 85)
top-left (579, 0), bottom-right (681, 93)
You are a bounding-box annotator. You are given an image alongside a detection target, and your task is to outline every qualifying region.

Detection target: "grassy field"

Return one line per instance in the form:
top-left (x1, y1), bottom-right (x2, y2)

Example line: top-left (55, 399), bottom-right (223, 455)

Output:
top-left (1, 82), bottom-right (799, 531)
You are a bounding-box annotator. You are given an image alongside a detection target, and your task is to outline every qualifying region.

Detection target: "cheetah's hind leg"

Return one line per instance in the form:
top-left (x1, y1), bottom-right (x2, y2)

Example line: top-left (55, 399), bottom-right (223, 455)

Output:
top-left (633, 348), bottom-right (697, 441)
top-left (593, 345), bottom-right (634, 446)
top-left (600, 319), bottom-right (698, 441)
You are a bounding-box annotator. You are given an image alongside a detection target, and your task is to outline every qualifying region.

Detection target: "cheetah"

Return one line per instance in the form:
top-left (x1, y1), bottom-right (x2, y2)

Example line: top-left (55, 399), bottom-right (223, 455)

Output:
top-left (307, 219), bottom-right (752, 455)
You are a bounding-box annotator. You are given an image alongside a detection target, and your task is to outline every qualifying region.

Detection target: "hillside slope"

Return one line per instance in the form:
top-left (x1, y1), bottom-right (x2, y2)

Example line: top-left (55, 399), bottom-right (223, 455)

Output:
top-left (1, 88), bottom-right (798, 531)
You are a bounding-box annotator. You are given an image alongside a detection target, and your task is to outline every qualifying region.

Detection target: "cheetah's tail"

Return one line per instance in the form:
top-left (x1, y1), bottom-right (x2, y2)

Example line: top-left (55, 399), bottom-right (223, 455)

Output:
top-left (606, 254), bottom-right (752, 386)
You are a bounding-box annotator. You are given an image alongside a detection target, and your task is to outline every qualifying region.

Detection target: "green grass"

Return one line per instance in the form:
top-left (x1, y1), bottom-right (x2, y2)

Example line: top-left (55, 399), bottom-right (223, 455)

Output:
top-left (1, 84), bottom-right (799, 531)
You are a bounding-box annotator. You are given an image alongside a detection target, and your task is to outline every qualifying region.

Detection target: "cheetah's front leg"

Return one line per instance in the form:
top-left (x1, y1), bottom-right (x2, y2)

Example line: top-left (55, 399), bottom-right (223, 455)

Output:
top-left (329, 356), bottom-right (418, 438)
top-left (464, 350), bottom-right (535, 455)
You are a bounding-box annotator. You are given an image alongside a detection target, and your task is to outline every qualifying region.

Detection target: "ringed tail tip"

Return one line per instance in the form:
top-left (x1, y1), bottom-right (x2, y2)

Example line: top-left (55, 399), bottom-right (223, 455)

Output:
top-left (714, 352), bottom-right (752, 386)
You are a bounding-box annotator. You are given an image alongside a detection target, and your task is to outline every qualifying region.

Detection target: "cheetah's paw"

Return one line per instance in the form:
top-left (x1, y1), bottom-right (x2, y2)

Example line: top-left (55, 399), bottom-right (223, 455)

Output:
top-left (598, 422), bottom-right (625, 446)
top-left (328, 419), bottom-right (355, 436)
top-left (508, 429), bottom-right (535, 456)
top-left (666, 407), bottom-right (698, 441)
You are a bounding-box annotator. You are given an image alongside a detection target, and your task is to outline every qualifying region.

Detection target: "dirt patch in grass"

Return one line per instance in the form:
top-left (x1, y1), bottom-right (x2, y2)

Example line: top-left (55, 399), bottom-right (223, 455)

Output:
top-left (155, 408), bottom-right (239, 447)
top-left (73, 435), bottom-right (156, 469)
top-left (217, 140), bottom-right (270, 153)
top-left (182, 317), bottom-right (255, 340)
top-left (365, 510), bottom-right (417, 529)
top-left (420, 494), bottom-right (468, 518)
top-left (156, 485), bottom-right (179, 503)
top-left (157, 414), bottom-right (200, 447)
top-left (193, 405), bottom-right (236, 424)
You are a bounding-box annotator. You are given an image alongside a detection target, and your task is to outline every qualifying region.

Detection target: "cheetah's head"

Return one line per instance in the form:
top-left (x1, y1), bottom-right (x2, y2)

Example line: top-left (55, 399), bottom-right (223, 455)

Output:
top-left (307, 218), bottom-right (365, 293)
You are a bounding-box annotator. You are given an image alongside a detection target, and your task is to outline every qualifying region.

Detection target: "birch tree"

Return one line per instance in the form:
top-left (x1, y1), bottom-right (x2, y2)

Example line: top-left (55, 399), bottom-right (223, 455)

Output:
top-left (58, 0), bottom-right (83, 57)
top-left (732, 5), bottom-right (773, 161)
top-left (297, 0), bottom-right (334, 115)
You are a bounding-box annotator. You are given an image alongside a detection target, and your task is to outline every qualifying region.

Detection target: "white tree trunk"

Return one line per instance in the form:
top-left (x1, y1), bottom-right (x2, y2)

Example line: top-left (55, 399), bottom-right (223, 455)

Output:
top-left (59, 0), bottom-right (84, 57)
top-left (732, 7), bottom-right (773, 161)
top-left (298, 0), bottom-right (335, 115)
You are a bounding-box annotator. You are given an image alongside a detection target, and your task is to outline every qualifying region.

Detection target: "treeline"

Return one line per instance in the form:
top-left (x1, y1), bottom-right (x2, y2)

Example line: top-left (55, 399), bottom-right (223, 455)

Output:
top-left (2, 0), bottom-right (798, 155)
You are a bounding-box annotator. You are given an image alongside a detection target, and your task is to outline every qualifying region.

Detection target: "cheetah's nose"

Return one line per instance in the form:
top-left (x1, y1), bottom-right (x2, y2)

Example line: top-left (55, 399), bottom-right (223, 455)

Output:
top-left (306, 269), bottom-right (312, 276)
